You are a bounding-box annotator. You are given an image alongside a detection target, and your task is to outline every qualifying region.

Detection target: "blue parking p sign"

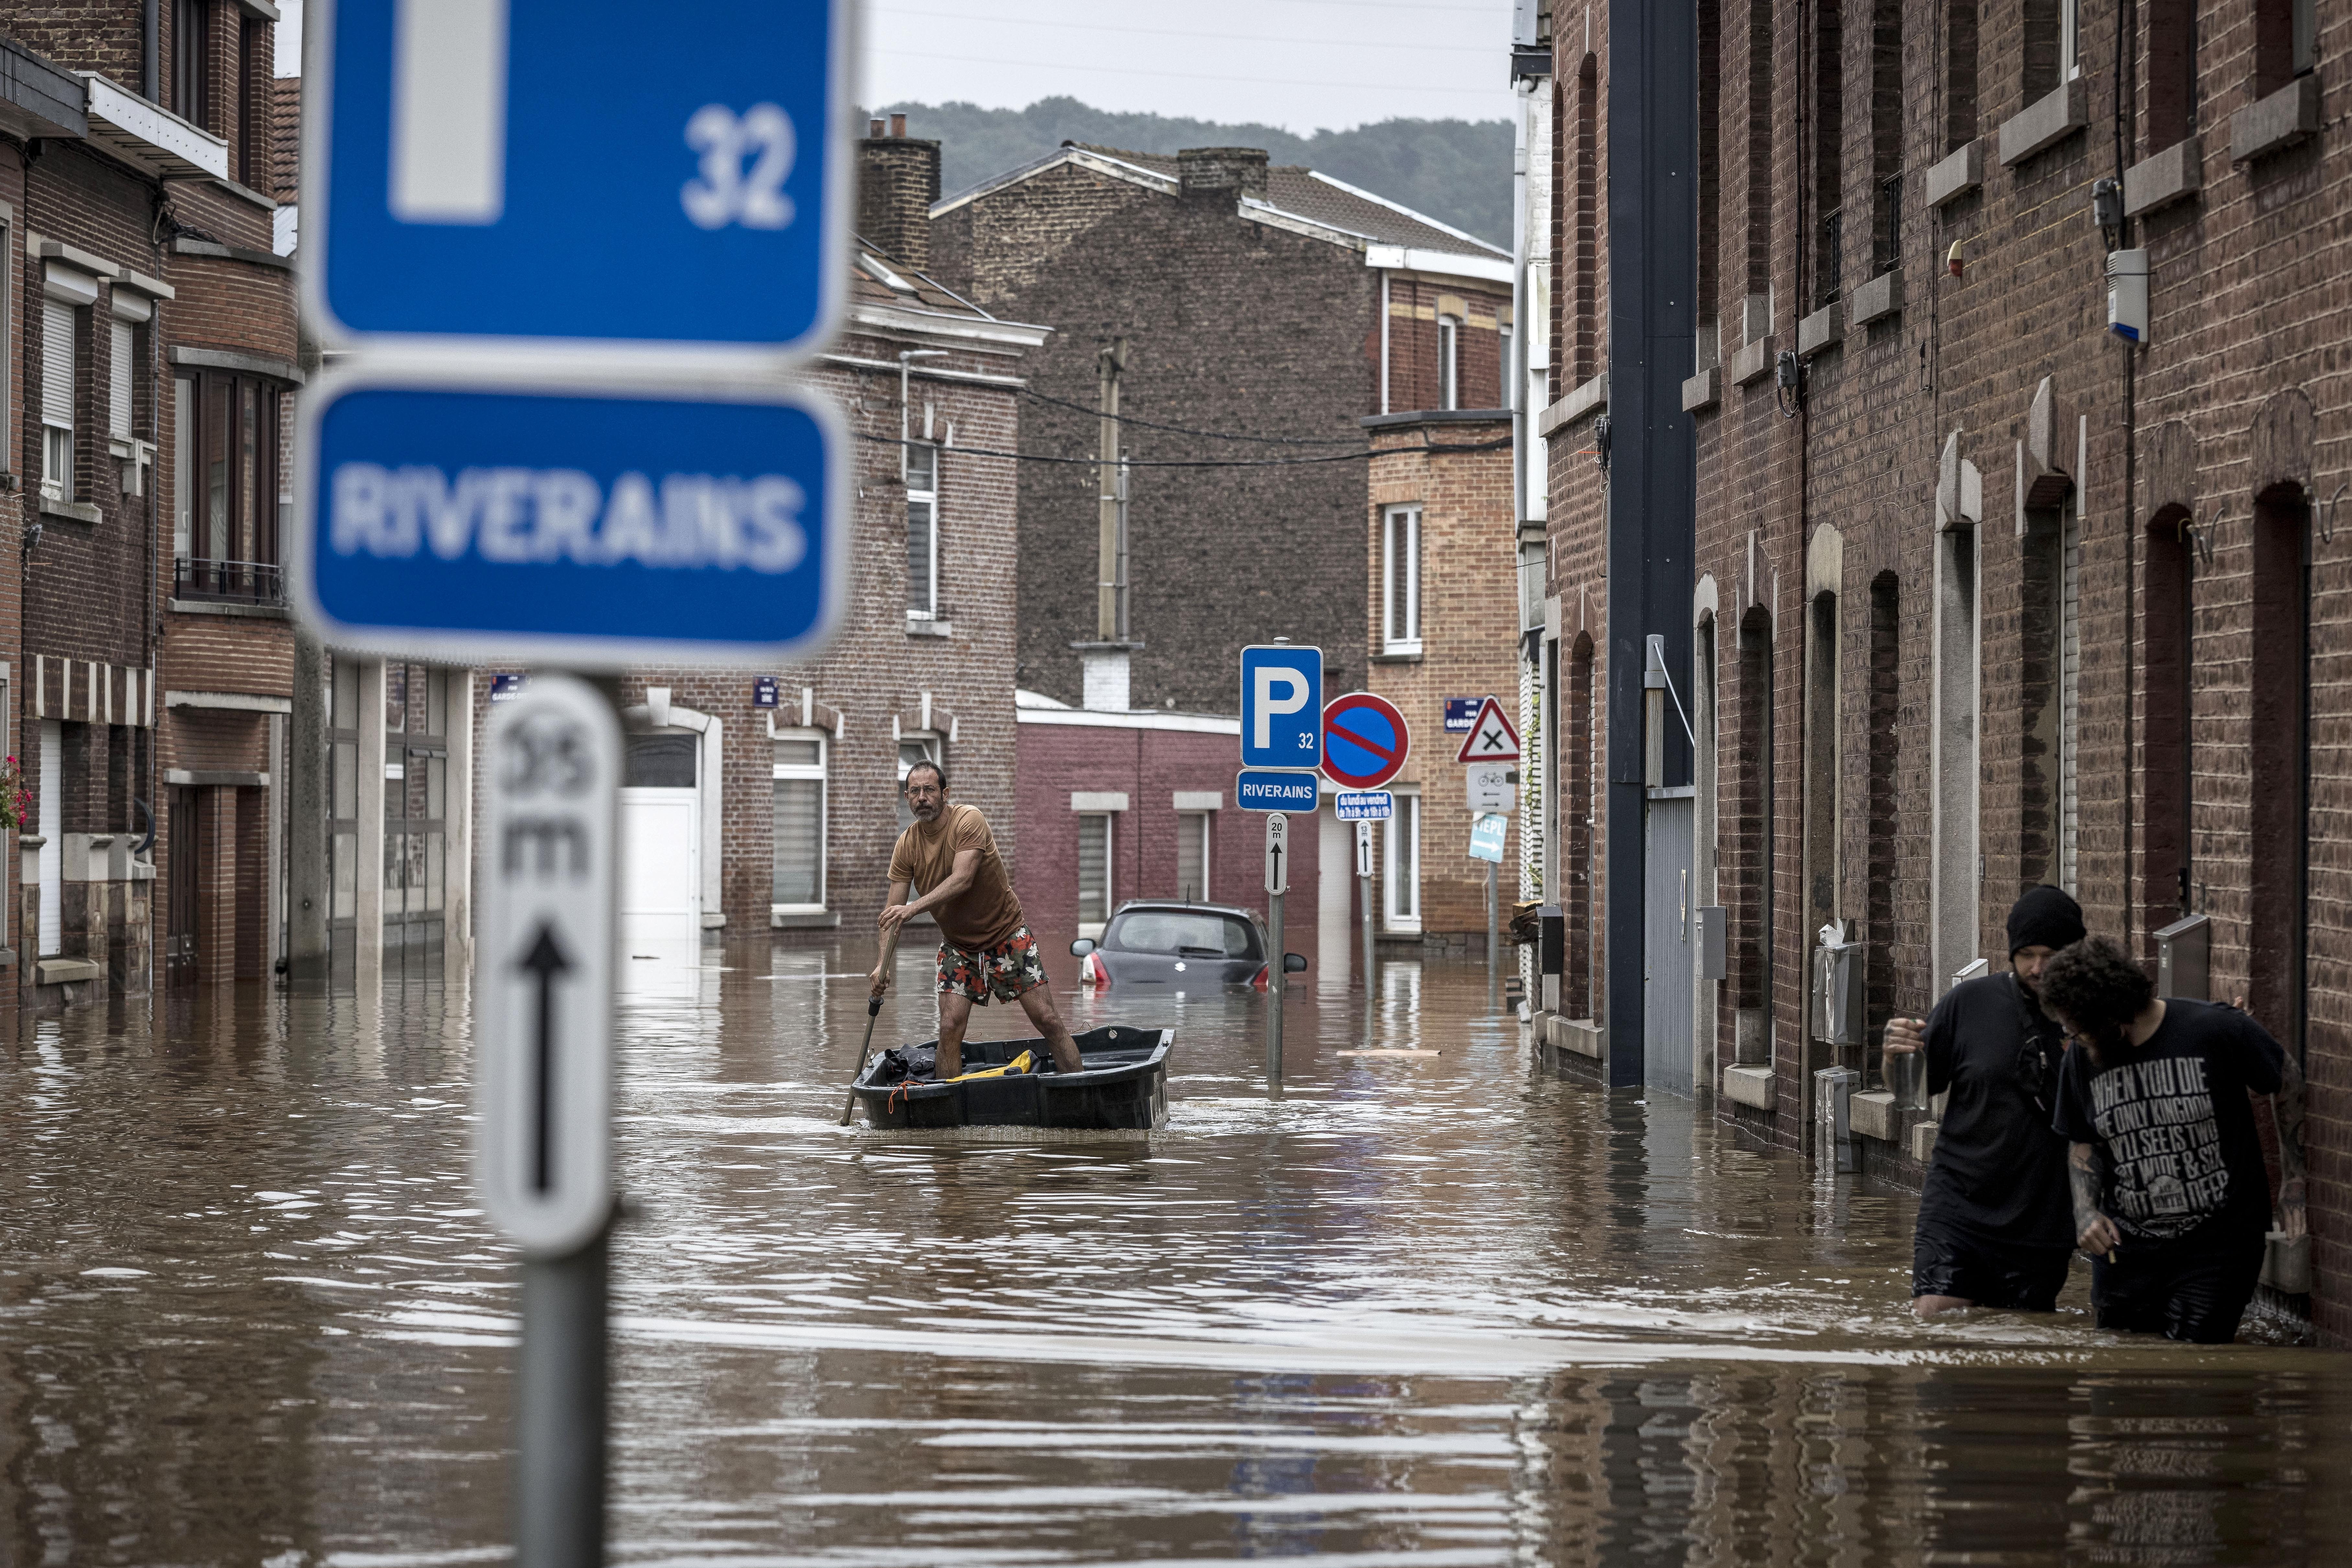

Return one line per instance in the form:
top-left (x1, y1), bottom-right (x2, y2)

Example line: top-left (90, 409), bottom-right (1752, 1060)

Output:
top-left (1239, 645), bottom-right (1323, 771)
top-left (305, 0), bottom-right (852, 355)
top-left (292, 368), bottom-right (848, 666)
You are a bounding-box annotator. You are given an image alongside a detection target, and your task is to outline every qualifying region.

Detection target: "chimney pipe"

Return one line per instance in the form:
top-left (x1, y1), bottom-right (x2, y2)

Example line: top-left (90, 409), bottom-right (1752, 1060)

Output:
top-left (1177, 147), bottom-right (1271, 201)
top-left (889, 112), bottom-right (907, 137)
top-left (868, 118), bottom-right (885, 138)
top-left (857, 129), bottom-right (942, 271)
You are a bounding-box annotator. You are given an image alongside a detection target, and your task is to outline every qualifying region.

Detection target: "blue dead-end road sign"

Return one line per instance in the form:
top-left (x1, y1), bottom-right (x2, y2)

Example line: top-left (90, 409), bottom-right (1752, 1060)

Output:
top-left (1239, 644), bottom-right (1323, 771)
top-left (306, 0), bottom-right (851, 355)
top-left (292, 369), bottom-right (848, 666)
top-left (1237, 770), bottom-right (1319, 812)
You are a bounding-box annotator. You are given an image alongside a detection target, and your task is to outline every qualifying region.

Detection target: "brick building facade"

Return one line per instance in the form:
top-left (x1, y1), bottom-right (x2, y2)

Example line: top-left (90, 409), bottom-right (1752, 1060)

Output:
top-left (927, 139), bottom-right (1514, 715)
top-left (1364, 411), bottom-right (1518, 947)
top-left (599, 125), bottom-right (1047, 963)
top-left (1522, 0), bottom-right (2352, 1336)
top-left (0, 5), bottom-right (298, 1009)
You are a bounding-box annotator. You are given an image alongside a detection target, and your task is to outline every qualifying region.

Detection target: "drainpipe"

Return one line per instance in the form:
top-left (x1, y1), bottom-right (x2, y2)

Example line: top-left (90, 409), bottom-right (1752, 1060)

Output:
top-left (1378, 269), bottom-right (1390, 415)
top-left (142, 0), bottom-right (157, 101)
top-left (1510, 82), bottom-right (1530, 523)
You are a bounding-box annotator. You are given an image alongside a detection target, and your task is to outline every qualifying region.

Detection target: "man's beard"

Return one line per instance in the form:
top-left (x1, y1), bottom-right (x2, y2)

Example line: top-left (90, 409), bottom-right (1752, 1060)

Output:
top-left (911, 800), bottom-right (943, 821)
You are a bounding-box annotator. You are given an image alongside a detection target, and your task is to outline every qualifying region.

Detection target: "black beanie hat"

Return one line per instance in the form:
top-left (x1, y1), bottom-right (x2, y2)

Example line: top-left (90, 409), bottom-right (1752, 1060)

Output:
top-left (2007, 885), bottom-right (2086, 957)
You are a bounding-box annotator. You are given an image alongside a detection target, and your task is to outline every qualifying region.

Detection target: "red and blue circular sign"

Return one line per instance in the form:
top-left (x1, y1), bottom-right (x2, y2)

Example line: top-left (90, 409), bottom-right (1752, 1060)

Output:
top-left (1321, 692), bottom-right (1411, 790)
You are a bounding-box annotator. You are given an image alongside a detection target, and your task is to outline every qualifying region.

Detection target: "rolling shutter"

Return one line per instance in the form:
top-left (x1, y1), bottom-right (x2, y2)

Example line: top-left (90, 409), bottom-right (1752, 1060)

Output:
top-left (41, 300), bottom-right (73, 430)
top-left (771, 778), bottom-right (822, 905)
top-left (108, 318), bottom-right (132, 440)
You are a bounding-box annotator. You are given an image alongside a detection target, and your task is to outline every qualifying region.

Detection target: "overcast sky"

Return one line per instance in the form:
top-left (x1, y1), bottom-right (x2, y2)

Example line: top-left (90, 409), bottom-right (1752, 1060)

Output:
top-left (278, 0), bottom-right (1516, 133)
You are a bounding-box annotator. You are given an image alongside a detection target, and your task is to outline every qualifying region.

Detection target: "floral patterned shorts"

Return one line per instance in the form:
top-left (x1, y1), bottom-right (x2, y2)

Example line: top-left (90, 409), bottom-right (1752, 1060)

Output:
top-left (937, 925), bottom-right (1048, 1004)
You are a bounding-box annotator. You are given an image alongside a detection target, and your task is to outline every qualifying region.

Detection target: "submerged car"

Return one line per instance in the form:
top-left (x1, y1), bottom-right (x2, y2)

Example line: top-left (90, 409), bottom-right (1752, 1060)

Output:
top-left (1070, 900), bottom-right (1307, 991)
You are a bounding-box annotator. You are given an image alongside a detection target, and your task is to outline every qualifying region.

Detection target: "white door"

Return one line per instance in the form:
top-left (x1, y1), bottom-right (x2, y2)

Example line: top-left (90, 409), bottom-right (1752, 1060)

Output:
top-left (1317, 804), bottom-right (1351, 994)
top-left (619, 789), bottom-right (700, 980)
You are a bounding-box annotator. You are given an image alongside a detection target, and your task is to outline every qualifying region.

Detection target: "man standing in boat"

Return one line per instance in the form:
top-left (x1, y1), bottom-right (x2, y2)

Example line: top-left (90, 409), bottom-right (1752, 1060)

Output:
top-left (869, 759), bottom-right (1086, 1077)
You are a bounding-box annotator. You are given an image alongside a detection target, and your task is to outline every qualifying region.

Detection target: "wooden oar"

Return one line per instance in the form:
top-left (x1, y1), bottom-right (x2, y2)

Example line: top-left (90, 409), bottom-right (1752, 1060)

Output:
top-left (839, 927), bottom-right (902, 1126)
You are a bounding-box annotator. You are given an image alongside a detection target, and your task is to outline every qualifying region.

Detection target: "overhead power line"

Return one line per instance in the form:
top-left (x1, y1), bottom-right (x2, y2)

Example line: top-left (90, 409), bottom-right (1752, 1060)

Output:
top-left (1020, 386), bottom-right (1359, 447)
top-left (861, 432), bottom-right (1510, 468)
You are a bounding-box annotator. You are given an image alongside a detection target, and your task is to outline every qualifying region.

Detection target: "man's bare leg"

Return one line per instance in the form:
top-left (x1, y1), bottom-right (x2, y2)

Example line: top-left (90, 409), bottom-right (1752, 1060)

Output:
top-left (937, 991), bottom-right (974, 1078)
top-left (1913, 1294), bottom-right (1974, 1319)
top-left (1018, 984), bottom-right (1085, 1074)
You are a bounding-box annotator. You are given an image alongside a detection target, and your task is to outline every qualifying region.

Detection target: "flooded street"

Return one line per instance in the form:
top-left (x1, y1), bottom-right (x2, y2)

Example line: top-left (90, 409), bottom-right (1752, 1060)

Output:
top-left (2, 949), bottom-right (2346, 1567)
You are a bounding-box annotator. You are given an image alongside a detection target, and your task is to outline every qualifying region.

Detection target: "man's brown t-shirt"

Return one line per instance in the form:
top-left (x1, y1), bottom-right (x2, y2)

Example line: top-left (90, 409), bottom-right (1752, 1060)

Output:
top-left (888, 803), bottom-right (1025, 950)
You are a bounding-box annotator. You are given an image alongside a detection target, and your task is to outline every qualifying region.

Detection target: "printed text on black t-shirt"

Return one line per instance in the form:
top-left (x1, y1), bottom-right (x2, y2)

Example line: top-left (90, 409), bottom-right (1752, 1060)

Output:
top-left (2087, 1054), bottom-right (2225, 1238)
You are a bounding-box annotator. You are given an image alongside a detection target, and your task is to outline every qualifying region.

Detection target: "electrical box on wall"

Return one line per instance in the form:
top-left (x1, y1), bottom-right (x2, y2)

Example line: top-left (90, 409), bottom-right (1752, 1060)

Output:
top-left (2108, 248), bottom-right (2149, 343)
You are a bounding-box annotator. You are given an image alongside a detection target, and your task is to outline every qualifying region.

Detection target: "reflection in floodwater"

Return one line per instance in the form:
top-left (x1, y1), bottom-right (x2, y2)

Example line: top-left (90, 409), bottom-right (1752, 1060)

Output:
top-left (0, 946), bottom-right (2343, 1566)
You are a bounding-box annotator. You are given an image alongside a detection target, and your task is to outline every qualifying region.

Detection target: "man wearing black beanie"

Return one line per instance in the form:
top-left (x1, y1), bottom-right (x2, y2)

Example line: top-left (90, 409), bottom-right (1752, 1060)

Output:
top-left (1883, 885), bottom-right (2086, 1317)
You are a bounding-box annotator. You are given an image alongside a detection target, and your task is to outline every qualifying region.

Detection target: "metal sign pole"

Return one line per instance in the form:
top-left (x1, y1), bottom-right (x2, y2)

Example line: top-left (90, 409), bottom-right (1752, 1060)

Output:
top-left (1357, 820), bottom-right (1376, 999)
top-left (1265, 811), bottom-right (1288, 1082)
top-left (1487, 859), bottom-right (1500, 1012)
top-left (474, 675), bottom-right (621, 1568)
top-left (518, 1232), bottom-right (607, 1568)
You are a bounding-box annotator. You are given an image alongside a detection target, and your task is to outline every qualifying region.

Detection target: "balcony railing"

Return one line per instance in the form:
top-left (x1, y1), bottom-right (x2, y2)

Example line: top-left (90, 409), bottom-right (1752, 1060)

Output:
top-left (175, 557), bottom-right (283, 606)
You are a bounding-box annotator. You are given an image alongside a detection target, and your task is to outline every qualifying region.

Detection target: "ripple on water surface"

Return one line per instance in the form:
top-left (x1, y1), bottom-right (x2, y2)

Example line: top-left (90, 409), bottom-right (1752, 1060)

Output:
top-left (0, 947), bottom-right (2344, 1566)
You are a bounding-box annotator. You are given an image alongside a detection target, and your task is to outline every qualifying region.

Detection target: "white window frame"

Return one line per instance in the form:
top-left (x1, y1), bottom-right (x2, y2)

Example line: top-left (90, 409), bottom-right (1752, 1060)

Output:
top-left (1077, 812), bottom-right (1114, 938)
top-left (1176, 810), bottom-right (1212, 903)
top-left (1383, 790), bottom-right (1422, 934)
top-left (2061, 0), bottom-right (2081, 82)
top-left (1382, 504), bottom-right (1423, 655)
top-left (906, 440), bottom-right (939, 621)
top-left (1439, 313), bottom-right (1461, 411)
top-left (769, 727), bottom-right (828, 915)
top-left (40, 298), bottom-right (77, 505)
top-left (173, 375), bottom-right (194, 562)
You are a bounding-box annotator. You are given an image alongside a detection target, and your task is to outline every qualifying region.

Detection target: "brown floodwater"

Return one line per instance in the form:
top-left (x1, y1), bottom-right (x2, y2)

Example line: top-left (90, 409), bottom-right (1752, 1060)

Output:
top-left (0, 948), bottom-right (2345, 1567)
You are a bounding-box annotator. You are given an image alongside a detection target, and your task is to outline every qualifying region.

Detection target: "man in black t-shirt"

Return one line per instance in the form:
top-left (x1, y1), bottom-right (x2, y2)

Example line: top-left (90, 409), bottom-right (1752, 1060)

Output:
top-left (2041, 935), bottom-right (2308, 1344)
top-left (1883, 886), bottom-right (2086, 1317)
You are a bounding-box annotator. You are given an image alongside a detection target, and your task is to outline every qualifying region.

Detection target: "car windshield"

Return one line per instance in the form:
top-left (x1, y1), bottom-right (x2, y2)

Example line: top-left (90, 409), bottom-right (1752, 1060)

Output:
top-left (1108, 911), bottom-right (1257, 958)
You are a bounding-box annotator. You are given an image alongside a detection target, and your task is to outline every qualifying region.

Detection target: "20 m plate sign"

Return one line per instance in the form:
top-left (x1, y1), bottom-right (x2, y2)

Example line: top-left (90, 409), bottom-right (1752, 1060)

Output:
top-left (290, 368), bottom-right (849, 667)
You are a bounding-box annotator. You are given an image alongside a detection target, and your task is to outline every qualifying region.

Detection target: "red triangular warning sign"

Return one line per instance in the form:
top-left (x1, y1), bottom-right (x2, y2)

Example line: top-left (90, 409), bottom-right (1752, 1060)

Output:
top-left (1454, 696), bottom-right (1520, 762)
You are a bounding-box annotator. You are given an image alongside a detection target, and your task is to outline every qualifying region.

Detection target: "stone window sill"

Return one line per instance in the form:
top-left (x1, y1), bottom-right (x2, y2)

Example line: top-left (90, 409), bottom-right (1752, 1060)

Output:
top-left (2232, 74), bottom-right (2321, 164)
top-left (1797, 302), bottom-right (1843, 358)
top-left (770, 908), bottom-right (840, 929)
top-left (39, 495), bottom-right (101, 525)
top-left (1536, 372), bottom-right (1608, 437)
top-left (1998, 78), bottom-right (2087, 167)
top-left (169, 597), bottom-right (289, 619)
top-left (906, 617), bottom-right (954, 638)
top-left (1680, 366), bottom-right (1720, 412)
top-left (1372, 648), bottom-right (1422, 665)
top-left (1721, 1063), bottom-right (1775, 1108)
top-left (2125, 135), bottom-right (2203, 217)
top-left (1730, 335), bottom-right (1775, 386)
top-left (1924, 140), bottom-right (1983, 207)
top-left (1847, 268), bottom-right (1902, 330)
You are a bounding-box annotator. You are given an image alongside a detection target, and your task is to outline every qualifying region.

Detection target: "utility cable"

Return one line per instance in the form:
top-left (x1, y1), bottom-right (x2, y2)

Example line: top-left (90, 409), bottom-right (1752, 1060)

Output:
top-left (1019, 385), bottom-right (1360, 446)
top-left (861, 432), bottom-right (1509, 468)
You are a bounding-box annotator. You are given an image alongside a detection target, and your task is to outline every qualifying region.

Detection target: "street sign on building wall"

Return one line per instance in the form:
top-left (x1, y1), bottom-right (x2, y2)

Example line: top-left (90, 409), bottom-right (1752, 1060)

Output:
top-left (304, 0), bottom-right (853, 358)
top-left (291, 368), bottom-right (849, 666)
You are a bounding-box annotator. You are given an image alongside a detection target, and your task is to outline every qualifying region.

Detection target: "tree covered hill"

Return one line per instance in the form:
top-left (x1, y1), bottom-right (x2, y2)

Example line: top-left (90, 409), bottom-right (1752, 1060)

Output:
top-left (870, 97), bottom-right (1513, 248)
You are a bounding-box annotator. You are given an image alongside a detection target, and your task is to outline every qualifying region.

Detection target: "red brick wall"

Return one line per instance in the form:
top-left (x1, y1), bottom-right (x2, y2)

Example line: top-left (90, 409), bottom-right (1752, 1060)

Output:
top-left (1368, 419), bottom-right (1519, 938)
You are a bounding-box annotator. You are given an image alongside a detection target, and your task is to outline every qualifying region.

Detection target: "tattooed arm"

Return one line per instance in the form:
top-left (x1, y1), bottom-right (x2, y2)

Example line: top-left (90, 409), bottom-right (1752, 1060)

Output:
top-left (2070, 1142), bottom-right (2121, 1256)
top-left (2276, 1051), bottom-right (2309, 1239)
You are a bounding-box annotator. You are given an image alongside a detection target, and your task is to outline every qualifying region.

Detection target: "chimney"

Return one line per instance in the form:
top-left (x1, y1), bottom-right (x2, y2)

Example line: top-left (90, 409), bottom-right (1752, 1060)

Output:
top-left (858, 118), bottom-right (941, 272)
top-left (1177, 147), bottom-right (1270, 201)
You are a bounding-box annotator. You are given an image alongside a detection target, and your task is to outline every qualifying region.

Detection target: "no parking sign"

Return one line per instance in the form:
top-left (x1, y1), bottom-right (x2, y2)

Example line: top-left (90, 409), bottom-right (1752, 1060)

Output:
top-left (1321, 692), bottom-right (1411, 791)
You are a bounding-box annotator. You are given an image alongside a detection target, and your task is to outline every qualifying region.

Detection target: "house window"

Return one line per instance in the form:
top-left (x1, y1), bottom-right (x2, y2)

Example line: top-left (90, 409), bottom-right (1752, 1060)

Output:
top-left (1383, 792), bottom-right (1422, 933)
top-left (771, 732), bottom-right (827, 911)
top-left (1382, 505), bottom-right (1422, 654)
top-left (906, 441), bottom-right (938, 619)
top-left (40, 297), bottom-right (78, 504)
top-left (174, 0), bottom-right (211, 129)
top-left (2062, 0), bottom-right (2080, 82)
top-left (176, 369), bottom-right (283, 604)
top-left (1077, 813), bottom-right (1113, 935)
top-left (1439, 314), bottom-right (1460, 410)
top-left (238, 15), bottom-right (265, 187)
top-left (1176, 811), bottom-right (1211, 902)
top-left (173, 376), bottom-right (193, 561)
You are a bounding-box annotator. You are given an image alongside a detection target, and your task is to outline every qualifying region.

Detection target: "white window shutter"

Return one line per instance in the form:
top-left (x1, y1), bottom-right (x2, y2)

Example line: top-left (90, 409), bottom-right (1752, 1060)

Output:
top-left (108, 319), bottom-right (132, 441)
top-left (41, 301), bottom-right (73, 429)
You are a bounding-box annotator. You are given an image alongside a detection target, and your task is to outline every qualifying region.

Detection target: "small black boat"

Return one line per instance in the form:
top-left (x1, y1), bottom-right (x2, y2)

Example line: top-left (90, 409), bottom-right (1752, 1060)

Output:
top-left (850, 1024), bottom-right (1171, 1131)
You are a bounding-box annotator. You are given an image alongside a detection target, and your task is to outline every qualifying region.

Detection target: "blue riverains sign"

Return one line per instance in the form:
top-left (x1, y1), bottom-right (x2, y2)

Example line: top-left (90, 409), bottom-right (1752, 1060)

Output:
top-left (1236, 770), bottom-right (1319, 813)
top-left (291, 371), bottom-right (847, 667)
